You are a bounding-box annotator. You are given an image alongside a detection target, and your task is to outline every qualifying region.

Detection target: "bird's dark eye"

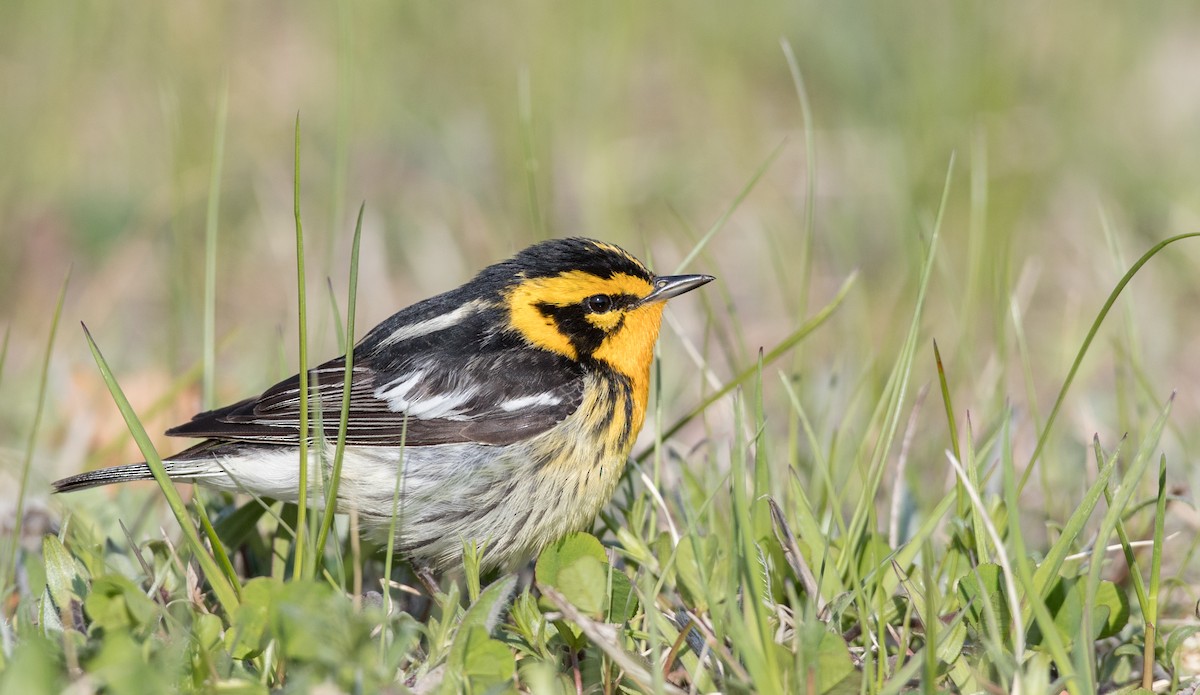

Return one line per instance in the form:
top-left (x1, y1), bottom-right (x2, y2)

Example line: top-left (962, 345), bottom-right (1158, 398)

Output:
top-left (584, 294), bottom-right (613, 313)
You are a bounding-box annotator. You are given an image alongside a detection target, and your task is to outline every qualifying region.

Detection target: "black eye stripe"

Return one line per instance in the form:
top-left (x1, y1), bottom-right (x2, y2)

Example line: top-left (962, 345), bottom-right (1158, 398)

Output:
top-left (583, 293), bottom-right (641, 314)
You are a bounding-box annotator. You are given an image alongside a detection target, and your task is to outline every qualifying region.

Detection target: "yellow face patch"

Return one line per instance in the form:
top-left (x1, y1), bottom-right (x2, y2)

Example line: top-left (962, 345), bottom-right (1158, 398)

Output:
top-left (506, 270), bottom-right (655, 358)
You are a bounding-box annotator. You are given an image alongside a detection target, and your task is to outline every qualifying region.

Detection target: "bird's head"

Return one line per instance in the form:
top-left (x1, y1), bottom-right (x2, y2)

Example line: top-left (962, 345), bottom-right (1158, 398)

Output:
top-left (497, 238), bottom-right (713, 374)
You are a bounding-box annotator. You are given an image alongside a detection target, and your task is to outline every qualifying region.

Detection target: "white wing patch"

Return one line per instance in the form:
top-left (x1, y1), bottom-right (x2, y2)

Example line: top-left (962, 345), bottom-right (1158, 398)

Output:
top-left (375, 371), bottom-right (424, 408)
top-left (378, 300), bottom-right (483, 347)
top-left (499, 393), bottom-right (563, 412)
top-left (374, 370), bottom-right (479, 420)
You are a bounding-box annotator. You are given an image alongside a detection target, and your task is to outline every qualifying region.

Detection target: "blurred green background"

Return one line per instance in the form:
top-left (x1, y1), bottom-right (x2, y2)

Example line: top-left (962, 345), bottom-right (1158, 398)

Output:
top-left (3, 1), bottom-right (1200, 566)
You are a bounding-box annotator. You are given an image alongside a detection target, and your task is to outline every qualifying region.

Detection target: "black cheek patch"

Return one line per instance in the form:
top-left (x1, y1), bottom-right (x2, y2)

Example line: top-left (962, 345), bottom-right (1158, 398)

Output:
top-left (535, 302), bottom-right (606, 357)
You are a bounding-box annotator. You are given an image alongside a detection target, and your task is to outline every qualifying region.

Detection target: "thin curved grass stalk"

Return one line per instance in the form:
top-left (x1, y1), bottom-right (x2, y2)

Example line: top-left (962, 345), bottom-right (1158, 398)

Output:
top-left (315, 203), bottom-right (365, 569)
top-left (1019, 232), bottom-right (1200, 493)
top-left (2, 270), bottom-right (69, 594)
top-left (292, 114), bottom-right (313, 579)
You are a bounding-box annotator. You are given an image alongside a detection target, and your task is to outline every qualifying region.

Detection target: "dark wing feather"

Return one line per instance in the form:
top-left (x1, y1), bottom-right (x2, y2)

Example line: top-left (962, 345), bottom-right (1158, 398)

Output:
top-left (167, 316), bottom-right (585, 447)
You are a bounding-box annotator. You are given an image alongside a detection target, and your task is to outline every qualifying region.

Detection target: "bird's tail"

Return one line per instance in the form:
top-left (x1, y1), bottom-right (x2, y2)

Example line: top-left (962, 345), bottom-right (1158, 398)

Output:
top-left (52, 460), bottom-right (220, 494)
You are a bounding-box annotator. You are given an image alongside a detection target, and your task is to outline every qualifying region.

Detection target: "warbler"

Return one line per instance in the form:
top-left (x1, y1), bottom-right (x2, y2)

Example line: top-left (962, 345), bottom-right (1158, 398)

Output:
top-left (54, 237), bottom-right (712, 572)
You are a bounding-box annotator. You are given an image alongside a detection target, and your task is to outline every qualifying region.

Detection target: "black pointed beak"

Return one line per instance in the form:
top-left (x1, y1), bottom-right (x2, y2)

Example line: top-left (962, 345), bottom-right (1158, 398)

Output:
top-left (637, 274), bottom-right (715, 306)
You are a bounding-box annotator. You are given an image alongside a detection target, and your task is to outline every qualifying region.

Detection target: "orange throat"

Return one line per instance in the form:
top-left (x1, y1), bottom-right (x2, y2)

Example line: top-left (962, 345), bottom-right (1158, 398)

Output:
top-left (593, 303), bottom-right (665, 441)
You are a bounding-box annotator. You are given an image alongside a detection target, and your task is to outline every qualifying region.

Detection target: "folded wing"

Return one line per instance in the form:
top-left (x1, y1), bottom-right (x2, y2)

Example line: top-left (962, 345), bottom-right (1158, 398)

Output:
top-left (166, 346), bottom-right (585, 448)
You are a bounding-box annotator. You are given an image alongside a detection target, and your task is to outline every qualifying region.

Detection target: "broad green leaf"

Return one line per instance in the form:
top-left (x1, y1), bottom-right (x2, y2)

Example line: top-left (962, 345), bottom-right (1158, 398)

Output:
top-left (85, 575), bottom-right (159, 634)
top-left (194, 612), bottom-right (224, 652)
top-left (225, 576), bottom-right (278, 659)
top-left (38, 586), bottom-right (64, 636)
top-left (268, 579), bottom-right (338, 661)
top-left (42, 534), bottom-right (86, 619)
top-left (449, 627), bottom-right (516, 692)
top-left (535, 532), bottom-right (610, 617)
top-left (535, 532), bottom-right (607, 584)
top-left (1093, 580), bottom-right (1130, 638)
top-left (87, 627), bottom-right (173, 695)
top-left (797, 622), bottom-right (858, 695)
top-left (1164, 624), bottom-right (1200, 667)
top-left (554, 555), bottom-right (607, 616)
top-left (454, 575), bottom-right (519, 643)
top-left (674, 534), bottom-right (708, 609)
top-left (855, 533), bottom-right (893, 581)
top-left (957, 564), bottom-right (1010, 640)
top-left (608, 568), bottom-right (638, 624)
top-left (1030, 577), bottom-right (1132, 648)
top-left (443, 575), bottom-right (519, 692)
top-left (0, 635), bottom-right (65, 694)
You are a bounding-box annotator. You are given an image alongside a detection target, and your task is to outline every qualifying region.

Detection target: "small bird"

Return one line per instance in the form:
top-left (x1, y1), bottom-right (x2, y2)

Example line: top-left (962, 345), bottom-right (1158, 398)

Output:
top-left (54, 238), bottom-right (712, 572)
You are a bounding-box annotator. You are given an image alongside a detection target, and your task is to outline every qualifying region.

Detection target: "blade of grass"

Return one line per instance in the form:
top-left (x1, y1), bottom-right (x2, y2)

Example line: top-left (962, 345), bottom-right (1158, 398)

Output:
top-left (932, 339), bottom-right (961, 467)
top-left (1079, 395), bottom-right (1173, 690)
top-left (1000, 415), bottom-right (1081, 695)
top-left (725, 392), bottom-right (781, 693)
top-left (947, 452), bottom-right (1025, 662)
top-left (2, 270), bottom-right (69, 594)
top-left (315, 203), bottom-right (365, 568)
top-left (1143, 454), bottom-right (1167, 690)
top-left (193, 500), bottom-right (240, 598)
top-left (1093, 437), bottom-right (1149, 614)
top-left (672, 138), bottom-right (787, 275)
top-left (1028, 441), bottom-right (1119, 607)
top-left (326, 278), bottom-right (346, 353)
top-left (202, 81), bottom-right (228, 410)
top-left (292, 113), bottom-right (312, 579)
top-left (844, 152), bottom-right (954, 556)
top-left (780, 38), bottom-right (815, 323)
top-left (189, 81), bottom-right (236, 598)
top-left (380, 416), bottom-right (409, 657)
top-left (81, 324), bottom-right (240, 614)
top-left (1019, 232), bottom-right (1200, 493)
top-left (0, 324), bottom-right (10, 393)
top-left (517, 68), bottom-right (545, 240)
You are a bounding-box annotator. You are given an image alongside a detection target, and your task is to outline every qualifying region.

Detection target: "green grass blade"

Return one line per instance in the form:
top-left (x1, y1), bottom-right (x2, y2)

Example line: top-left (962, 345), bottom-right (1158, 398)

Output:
top-left (672, 138), bottom-right (786, 275)
top-left (1028, 442), bottom-right (1118, 605)
top-left (380, 416), bottom-right (409, 657)
top-left (202, 81), bottom-right (227, 411)
top-left (844, 152), bottom-right (953, 553)
top-left (933, 339), bottom-right (961, 466)
top-left (1094, 436), bottom-right (1149, 614)
top-left (2, 270), bottom-right (69, 594)
top-left (517, 68), bottom-right (545, 240)
top-left (1019, 233), bottom-right (1200, 493)
top-left (1082, 395), bottom-right (1172, 687)
top-left (292, 113), bottom-right (312, 579)
top-left (0, 324), bottom-right (10, 393)
top-left (326, 278), bottom-right (346, 353)
top-left (81, 324), bottom-right (240, 614)
top-left (315, 203), bottom-right (364, 568)
top-left (1143, 454), bottom-right (1167, 690)
top-left (779, 38), bottom-right (816, 322)
top-left (193, 498), bottom-right (240, 597)
top-left (1001, 414), bottom-right (1081, 695)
